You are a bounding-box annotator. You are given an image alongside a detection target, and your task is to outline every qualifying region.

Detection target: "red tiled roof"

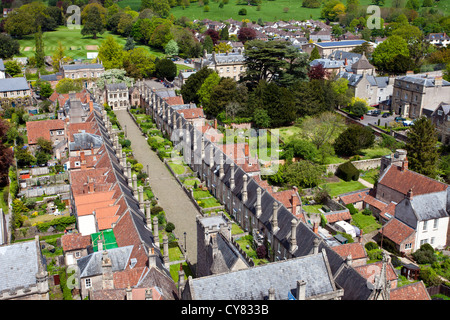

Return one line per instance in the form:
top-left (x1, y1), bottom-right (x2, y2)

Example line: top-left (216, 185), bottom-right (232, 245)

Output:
top-left (74, 190), bottom-right (115, 207)
top-left (339, 190), bottom-right (370, 205)
top-left (380, 218), bottom-right (415, 245)
top-left (354, 261), bottom-right (397, 283)
top-left (113, 267), bottom-right (148, 289)
top-left (379, 164), bottom-right (448, 196)
top-left (324, 210), bottom-right (352, 223)
top-left (271, 189), bottom-right (299, 210)
top-left (364, 194), bottom-right (388, 211)
top-left (177, 108), bottom-right (204, 119)
top-left (61, 233), bottom-right (91, 252)
top-left (331, 242), bottom-right (367, 260)
top-left (26, 119), bottom-right (65, 145)
top-left (379, 201), bottom-right (396, 221)
top-left (131, 287), bottom-right (163, 300)
top-left (163, 96), bottom-right (184, 105)
top-left (390, 281), bottom-right (431, 300)
top-left (76, 200), bottom-right (116, 216)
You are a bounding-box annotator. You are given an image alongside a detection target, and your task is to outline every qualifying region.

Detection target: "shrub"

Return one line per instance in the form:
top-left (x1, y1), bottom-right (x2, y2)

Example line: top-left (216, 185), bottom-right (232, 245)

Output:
top-left (151, 206), bottom-right (164, 215)
top-left (238, 8), bottom-right (247, 15)
top-left (256, 245), bottom-right (267, 259)
top-left (420, 243), bottom-right (434, 253)
top-left (362, 208), bottom-right (372, 216)
top-left (419, 266), bottom-right (442, 287)
top-left (367, 249), bottom-right (383, 261)
top-left (390, 255), bottom-right (402, 268)
top-left (346, 203), bottom-right (358, 215)
top-left (412, 248), bottom-right (437, 264)
top-left (314, 187), bottom-right (330, 204)
top-left (365, 241), bottom-right (378, 251)
top-left (165, 222), bottom-right (175, 233)
top-left (336, 161), bottom-right (360, 181)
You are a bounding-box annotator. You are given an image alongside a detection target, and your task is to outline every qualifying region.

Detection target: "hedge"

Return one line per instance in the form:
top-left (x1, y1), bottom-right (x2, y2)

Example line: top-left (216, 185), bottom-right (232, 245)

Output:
top-left (336, 161), bottom-right (360, 182)
top-left (37, 216), bottom-right (76, 232)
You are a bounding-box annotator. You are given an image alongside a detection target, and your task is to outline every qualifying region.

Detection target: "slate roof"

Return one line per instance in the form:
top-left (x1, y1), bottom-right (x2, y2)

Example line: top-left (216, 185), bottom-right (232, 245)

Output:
top-left (0, 240), bottom-right (42, 292)
top-left (106, 83), bottom-right (128, 91)
top-left (188, 250), bottom-right (337, 300)
top-left (0, 77), bottom-right (30, 92)
top-left (396, 75), bottom-right (450, 87)
top-left (310, 59), bottom-right (344, 69)
top-left (62, 63), bottom-right (104, 71)
top-left (316, 40), bottom-right (366, 48)
top-left (77, 246), bottom-right (134, 278)
top-left (351, 53), bottom-right (374, 70)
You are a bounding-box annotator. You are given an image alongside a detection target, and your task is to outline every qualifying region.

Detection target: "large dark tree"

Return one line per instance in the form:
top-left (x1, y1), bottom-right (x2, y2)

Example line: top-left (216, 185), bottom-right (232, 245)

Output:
top-left (334, 124), bottom-right (375, 156)
top-left (180, 67), bottom-right (214, 104)
top-left (155, 58), bottom-right (177, 81)
top-left (238, 27), bottom-right (256, 43)
top-left (308, 64), bottom-right (329, 80)
top-left (204, 28), bottom-right (220, 45)
top-left (81, 5), bottom-right (106, 39)
top-left (405, 116), bottom-right (439, 178)
top-left (34, 27), bottom-right (45, 68)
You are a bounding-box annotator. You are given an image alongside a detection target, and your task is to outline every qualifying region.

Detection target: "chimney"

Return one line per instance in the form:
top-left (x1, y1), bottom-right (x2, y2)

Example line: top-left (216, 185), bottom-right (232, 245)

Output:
top-left (153, 216), bottom-right (160, 247)
top-left (401, 157), bottom-right (408, 171)
top-left (145, 288), bottom-right (153, 300)
top-left (313, 237), bottom-right (320, 255)
top-left (272, 201), bottom-right (279, 232)
top-left (80, 151), bottom-right (86, 163)
top-left (138, 186), bottom-right (144, 209)
top-left (313, 222), bottom-right (319, 234)
top-left (435, 76), bottom-right (443, 87)
top-left (132, 174), bottom-right (138, 195)
top-left (268, 288), bottom-right (276, 300)
top-left (148, 247), bottom-right (157, 267)
top-left (296, 280), bottom-right (306, 300)
top-left (242, 174), bottom-right (248, 203)
top-left (89, 101), bottom-right (93, 113)
top-left (406, 188), bottom-right (413, 200)
top-left (291, 186), bottom-right (299, 216)
top-left (219, 155), bottom-right (224, 179)
top-left (127, 162), bottom-right (132, 187)
top-left (290, 219), bottom-right (297, 252)
top-left (101, 250), bottom-right (114, 290)
top-left (256, 187), bottom-right (262, 218)
top-left (244, 143), bottom-right (249, 159)
top-left (345, 254), bottom-right (353, 267)
top-left (163, 235), bottom-right (169, 267)
top-left (88, 178), bottom-right (94, 193)
top-left (126, 286), bottom-right (132, 300)
top-left (145, 201), bottom-right (151, 228)
top-left (344, 58), bottom-right (348, 66)
top-left (230, 162), bottom-right (235, 190)
top-left (214, 119), bottom-right (217, 129)
top-left (97, 239), bottom-right (103, 251)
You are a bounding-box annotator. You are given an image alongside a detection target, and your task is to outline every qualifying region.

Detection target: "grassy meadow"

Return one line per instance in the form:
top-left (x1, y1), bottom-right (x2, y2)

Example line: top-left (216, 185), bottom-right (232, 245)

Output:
top-left (16, 26), bottom-right (165, 60)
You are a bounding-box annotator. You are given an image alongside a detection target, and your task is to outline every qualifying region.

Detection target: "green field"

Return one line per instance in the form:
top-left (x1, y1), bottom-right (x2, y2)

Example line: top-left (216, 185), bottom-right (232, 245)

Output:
top-left (321, 179), bottom-right (367, 197)
top-left (16, 26), bottom-right (164, 60)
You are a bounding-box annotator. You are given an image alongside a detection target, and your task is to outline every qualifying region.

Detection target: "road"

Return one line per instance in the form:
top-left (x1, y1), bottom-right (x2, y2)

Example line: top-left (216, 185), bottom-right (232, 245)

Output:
top-left (114, 110), bottom-right (200, 275)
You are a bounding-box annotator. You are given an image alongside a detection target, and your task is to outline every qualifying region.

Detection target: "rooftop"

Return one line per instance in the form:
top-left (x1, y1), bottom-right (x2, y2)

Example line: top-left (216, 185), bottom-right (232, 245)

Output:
top-left (0, 77), bottom-right (30, 93)
top-left (316, 40), bottom-right (366, 48)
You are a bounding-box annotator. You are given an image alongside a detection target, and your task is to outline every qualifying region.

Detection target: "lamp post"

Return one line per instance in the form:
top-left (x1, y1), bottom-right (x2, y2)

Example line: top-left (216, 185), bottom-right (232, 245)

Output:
top-left (124, 125), bottom-right (127, 138)
top-left (184, 232), bottom-right (187, 254)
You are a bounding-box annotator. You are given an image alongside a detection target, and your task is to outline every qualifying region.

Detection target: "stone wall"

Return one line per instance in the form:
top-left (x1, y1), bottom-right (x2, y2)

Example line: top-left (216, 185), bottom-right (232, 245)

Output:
top-left (326, 158), bottom-right (382, 174)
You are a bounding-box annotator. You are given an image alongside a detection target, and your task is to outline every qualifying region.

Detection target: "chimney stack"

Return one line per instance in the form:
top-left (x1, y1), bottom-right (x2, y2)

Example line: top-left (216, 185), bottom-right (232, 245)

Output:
top-left (148, 247), bottom-right (157, 267)
top-left (268, 288), bottom-right (276, 300)
top-left (401, 157), bottom-right (408, 171)
top-left (138, 186), bottom-right (144, 209)
top-left (296, 280), bottom-right (306, 300)
top-left (272, 201), bottom-right (279, 232)
top-left (126, 286), bottom-right (132, 300)
top-left (290, 219), bottom-right (297, 253)
top-left (145, 201), bottom-right (151, 228)
top-left (145, 288), bottom-right (153, 300)
top-left (406, 188), bottom-right (413, 200)
top-left (230, 162), bottom-right (235, 190)
top-left (256, 187), bottom-right (262, 218)
top-left (97, 239), bottom-right (103, 251)
top-left (242, 174), bottom-right (248, 203)
top-left (132, 174), bottom-right (138, 195)
top-left (313, 222), bottom-right (319, 234)
top-left (127, 162), bottom-right (132, 187)
top-left (89, 100), bottom-right (94, 113)
top-left (153, 216), bottom-right (160, 247)
top-left (346, 254), bottom-right (353, 267)
top-left (163, 235), bottom-right (169, 267)
top-left (219, 155), bottom-right (224, 179)
top-left (291, 186), bottom-right (299, 216)
top-left (313, 237), bottom-right (320, 255)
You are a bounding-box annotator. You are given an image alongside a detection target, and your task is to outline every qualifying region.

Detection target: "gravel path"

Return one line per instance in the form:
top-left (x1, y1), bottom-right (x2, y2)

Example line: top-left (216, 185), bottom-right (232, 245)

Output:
top-left (114, 110), bottom-right (200, 274)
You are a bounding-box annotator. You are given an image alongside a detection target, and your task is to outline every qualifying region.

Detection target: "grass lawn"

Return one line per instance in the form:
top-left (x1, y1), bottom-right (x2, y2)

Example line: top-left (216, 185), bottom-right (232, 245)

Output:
top-left (168, 162), bottom-right (186, 175)
top-left (235, 236), bottom-right (268, 266)
top-left (321, 179), bottom-right (367, 198)
top-left (351, 212), bottom-right (382, 234)
top-left (359, 168), bottom-right (379, 185)
top-left (231, 223), bottom-right (244, 235)
top-left (170, 262), bottom-right (193, 283)
top-left (359, 146), bottom-right (391, 160)
top-left (182, 178), bottom-right (199, 186)
top-left (193, 189), bottom-right (212, 199)
top-left (199, 197), bottom-right (221, 208)
top-left (16, 26), bottom-right (164, 60)
top-left (277, 125), bottom-right (303, 144)
top-left (302, 204), bottom-right (322, 214)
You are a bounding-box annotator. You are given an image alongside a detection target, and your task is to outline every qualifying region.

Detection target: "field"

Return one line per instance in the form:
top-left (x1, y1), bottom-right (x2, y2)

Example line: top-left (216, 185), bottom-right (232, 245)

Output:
top-left (118, 0), bottom-right (449, 22)
top-left (16, 26), bottom-right (165, 60)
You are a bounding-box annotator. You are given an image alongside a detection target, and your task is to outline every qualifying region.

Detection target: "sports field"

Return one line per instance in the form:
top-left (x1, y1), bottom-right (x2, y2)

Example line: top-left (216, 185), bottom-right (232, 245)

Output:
top-left (16, 26), bottom-right (164, 60)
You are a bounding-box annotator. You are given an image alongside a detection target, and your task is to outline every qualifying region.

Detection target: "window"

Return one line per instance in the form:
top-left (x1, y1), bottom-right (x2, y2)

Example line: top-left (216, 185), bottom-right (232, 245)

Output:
top-left (404, 93), bottom-right (408, 100)
top-left (423, 220), bottom-right (428, 231)
top-left (420, 239), bottom-right (428, 246)
top-left (430, 237), bottom-right (435, 245)
top-left (85, 278), bottom-right (92, 288)
top-left (433, 219), bottom-right (438, 229)
top-left (75, 251), bottom-right (81, 258)
top-left (405, 243), bottom-right (412, 249)
top-left (438, 110), bottom-right (443, 116)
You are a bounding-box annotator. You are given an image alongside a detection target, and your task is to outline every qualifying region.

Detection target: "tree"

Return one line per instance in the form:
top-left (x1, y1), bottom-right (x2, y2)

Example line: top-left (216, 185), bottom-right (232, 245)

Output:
top-left (150, 23), bottom-right (174, 49)
top-left (405, 0), bottom-right (420, 10)
top-left (349, 100), bottom-right (368, 117)
top-left (4, 60), bottom-right (22, 77)
top-left (81, 4), bottom-right (106, 39)
top-left (181, 67), bottom-right (214, 104)
top-left (203, 35), bottom-right (214, 54)
top-left (302, 0), bottom-right (321, 8)
top-left (309, 46), bottom-right (321, 61)
top-left (238, 27), bottom-right (256, 43)
top-left (204, 28), bottom-right (220, 45)
top-left (141, 0), bottom-right (171, 18)
top-left (165, 39), bottom-right (179, 56)
top-left (283, 139), bottom-right (318, 161)
top-left (51, 41), bottom-right (68, 72)
top-left (209, 77), bottom-right (239, 118)
top-left (300, 112), bottom-right (346, 149)
top-left (35, 80), bottom-right (53, 99)
top-left (15, 147), bottom-right (36, 167)
top-left (98, 36), bottom-right (124, 70)
top-left (0, 34), bottom-right (20, 59)
top-left (214, 42), bottom-right (233, 53)
top-left (197, 72), bottom-right (220, 111)
top-left (321, 0), bottom-right (345, 21)
top-left (284, 160), bottom-right (324, 188)
top-left (253, 108), bottom-right (271, 128)
top-left (308, 64), bottom-right (329, 80)
top-left (0, 120), bottom-right (14, 185)
top-left (372, 35), bottom-right (411, 74)
top-left (220, 26), bottom-right (229, 40)
top-left (334, 124), bottom-right (375, 156)
top-left (124, 37), bottom-right (136, 51)
top-left (34, 27), bottom-right (45, 68)
top-left (55, 78), bottom-right (83, 94)
top-left (405, 116), bottom-right (439, 178)
top-left (155, 58), bottom-right (177, 81)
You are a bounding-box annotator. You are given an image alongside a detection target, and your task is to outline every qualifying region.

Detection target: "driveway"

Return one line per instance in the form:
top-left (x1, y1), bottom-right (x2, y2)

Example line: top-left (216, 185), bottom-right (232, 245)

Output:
top-left (114, 110), bottom-right (200, 274)
top-left (360, 112), bottom-right (395, 128)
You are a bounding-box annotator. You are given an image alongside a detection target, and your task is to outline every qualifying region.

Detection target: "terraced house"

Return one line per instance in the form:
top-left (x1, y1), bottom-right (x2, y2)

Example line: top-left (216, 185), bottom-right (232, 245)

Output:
top-left (136, 81), bottom-right (428, 300)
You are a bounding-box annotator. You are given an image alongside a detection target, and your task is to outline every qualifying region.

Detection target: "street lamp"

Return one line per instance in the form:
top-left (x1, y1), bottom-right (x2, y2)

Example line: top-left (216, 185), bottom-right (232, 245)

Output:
top-left (124, 125), bottom-right (127, 138)
top-left (184, 232), bottom-right (187, 254)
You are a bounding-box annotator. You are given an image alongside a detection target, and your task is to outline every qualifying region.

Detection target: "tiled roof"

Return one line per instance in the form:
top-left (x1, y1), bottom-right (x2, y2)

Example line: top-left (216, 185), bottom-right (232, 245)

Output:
top-left (390, 281), bottom-right (431, 300)
top-left (379, 201), bottom-right (396, 221)
top-left (379, 164), bottom-right (448, 196)
top-left (113, 266), bottom-right (148, 289)
top-left (74, 190), bottom-right (115, 207)
top-left (163, 96), bottom-right (184, 105)
top-left (177, 108), bottom-right (204, 119)
top-left (61, 233), bottom-right (92, 252)
top-left (380, 218), bottom-right (415, 245)
top-left (363, 194), bottom-right (388, 211)
top-left (339, 189), bottom-right (370, 205)
top-left (76, 200), bottom-right (116, 217)
top-left (68, 122), bottom-right (98, 142)
top-left (354, 261), bottom-right (397, 283)
top-left (324, 210), bottom-right (352, 223)
top-left (330, 242), bottom-right (367, 260)
top-left (26, 119), bottom-right (65, 145)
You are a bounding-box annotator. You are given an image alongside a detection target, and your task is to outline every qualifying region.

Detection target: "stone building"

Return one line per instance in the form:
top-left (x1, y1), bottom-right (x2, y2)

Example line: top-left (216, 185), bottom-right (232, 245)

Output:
top-left (105, 83), bottom-right (129, 110)
top-left (61, 62), bottom-right (105, 80)
top-left (0, 236), bottom-right (49, 300)
top-left (391, 74), bottom-right (450, 118)
top-left (430, 102), bottom-right (450, 145)
top-left (315, 40), bottom-right (367, 58)
top-left (195, 51), bottom-right (246, 81)
top-left (196, 213), bottom-right (250, 277)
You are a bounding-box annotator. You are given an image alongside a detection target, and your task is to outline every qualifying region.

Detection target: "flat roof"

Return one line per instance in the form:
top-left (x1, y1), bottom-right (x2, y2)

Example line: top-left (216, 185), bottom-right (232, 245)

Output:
top-left (316, 40), bottom-right (366, 48)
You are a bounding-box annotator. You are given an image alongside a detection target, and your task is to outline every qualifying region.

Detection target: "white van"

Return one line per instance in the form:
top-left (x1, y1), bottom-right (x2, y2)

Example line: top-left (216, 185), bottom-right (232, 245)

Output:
top-left (334, 221), bottom-right (356, 238)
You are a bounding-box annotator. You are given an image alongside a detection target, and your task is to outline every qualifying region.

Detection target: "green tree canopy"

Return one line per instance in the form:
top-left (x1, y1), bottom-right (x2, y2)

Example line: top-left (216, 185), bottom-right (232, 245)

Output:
top-left (372, 35), bottom-right (411, 74)
top-left (98, 36), bottom-right (124, 69)
top-left (334, 124), bottom-right (375, 156)
top-left (197, 72), bottom-right (220, 112)
top-left (284, 160), bottom-right (324, 188)
top-left (0, 34), bottom-right (20, 59)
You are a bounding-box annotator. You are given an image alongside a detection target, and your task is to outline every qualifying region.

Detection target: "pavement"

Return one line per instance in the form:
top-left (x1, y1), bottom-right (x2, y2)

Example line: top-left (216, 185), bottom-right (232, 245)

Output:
top-left (114, 110), bottom-right (200, 274)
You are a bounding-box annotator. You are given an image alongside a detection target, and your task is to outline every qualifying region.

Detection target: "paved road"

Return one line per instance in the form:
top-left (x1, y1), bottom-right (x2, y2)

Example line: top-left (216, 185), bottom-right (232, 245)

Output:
top-left (114, 110), bottom-right (200, 274)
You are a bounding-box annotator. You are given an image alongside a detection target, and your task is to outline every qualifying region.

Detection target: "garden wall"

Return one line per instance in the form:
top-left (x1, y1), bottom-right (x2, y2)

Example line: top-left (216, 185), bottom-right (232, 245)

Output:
top-left (326, 158), bottom-right (382, 174)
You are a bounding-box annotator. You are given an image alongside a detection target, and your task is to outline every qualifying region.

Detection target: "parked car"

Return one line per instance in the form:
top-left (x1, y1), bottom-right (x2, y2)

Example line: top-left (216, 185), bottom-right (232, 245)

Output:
top-left (382, 112), bottom-right (389, 118)
top-left (372, 109), bottom-right (381, 116)
top-left (403, 120), bottom-right (413, 126)
top-left (395, 116), bottom-right (406, 122)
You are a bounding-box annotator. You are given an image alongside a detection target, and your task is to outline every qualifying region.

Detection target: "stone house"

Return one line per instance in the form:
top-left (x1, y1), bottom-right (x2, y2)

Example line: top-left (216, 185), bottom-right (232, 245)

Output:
top-left (61, 62), bottom-right (105, 80)
top-left (430, 102), bottom-right (450, 145)
top-left (26, 119), bottom-right (66, 156)
top-left (315, 40), bottom-right (367, 58)
top-left (391, 74), bottom-right (450, 118)
top-left (0, 77), bottom-right (32, 108)
top-left (195, 51), bottom-right (246, 81)
top-left (105, 83), bottom-right (129, 110)
top-left (61, 232), bottom-right (92, 266)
